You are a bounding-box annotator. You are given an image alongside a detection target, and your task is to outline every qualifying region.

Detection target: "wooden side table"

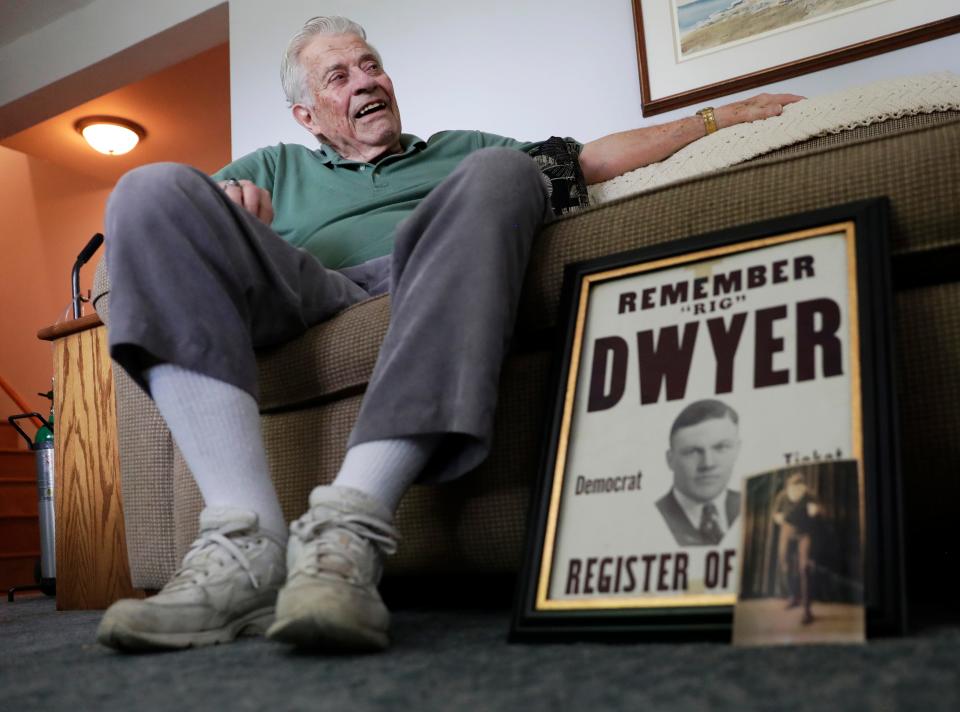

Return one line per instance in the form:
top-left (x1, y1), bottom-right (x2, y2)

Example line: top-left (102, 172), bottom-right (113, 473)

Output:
top-left (38, 314), bottom-right (143, 610)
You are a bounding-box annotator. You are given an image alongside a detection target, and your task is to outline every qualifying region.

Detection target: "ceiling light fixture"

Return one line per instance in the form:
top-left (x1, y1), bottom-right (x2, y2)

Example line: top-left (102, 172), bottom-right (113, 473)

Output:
top-left (75, 116), bottom-right (146, 155)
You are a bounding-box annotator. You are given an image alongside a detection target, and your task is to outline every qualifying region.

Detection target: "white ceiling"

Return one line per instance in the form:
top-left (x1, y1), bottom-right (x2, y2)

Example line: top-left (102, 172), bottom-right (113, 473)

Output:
top-left (0, 0), bottom-right (98, 47)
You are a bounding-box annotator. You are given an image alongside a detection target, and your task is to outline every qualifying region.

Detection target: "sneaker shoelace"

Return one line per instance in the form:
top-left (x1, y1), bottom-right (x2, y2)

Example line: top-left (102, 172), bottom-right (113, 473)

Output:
top-left (291, 511), bottom-right (399, 579)
top-left (167, 523), bottom-right (261, 591)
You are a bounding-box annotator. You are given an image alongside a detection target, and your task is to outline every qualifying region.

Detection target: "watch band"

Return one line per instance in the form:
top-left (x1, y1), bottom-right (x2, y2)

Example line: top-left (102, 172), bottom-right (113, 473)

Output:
top-left (697, 107), bottom-right (718, 135)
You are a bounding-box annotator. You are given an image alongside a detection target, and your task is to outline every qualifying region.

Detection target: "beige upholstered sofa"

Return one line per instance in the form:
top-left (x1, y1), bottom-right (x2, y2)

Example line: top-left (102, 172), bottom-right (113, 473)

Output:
top-left (93, 95), bottom-right (960, 615)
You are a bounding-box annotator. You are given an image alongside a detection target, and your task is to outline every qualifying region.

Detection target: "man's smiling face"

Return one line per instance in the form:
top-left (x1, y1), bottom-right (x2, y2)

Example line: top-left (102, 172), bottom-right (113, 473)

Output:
top-left (292, 33), bottom-right (402, 163)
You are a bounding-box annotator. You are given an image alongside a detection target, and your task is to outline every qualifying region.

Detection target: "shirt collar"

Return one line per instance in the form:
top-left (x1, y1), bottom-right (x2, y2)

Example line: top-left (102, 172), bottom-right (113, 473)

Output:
top-left (672, 487), bottom-right (730, 532)
top-left (317, 133), bottom-right (426, 166)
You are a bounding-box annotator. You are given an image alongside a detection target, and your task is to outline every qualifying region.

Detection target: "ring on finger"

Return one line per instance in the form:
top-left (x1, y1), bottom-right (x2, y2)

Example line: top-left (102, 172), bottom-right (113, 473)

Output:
top-left (224, 178), bottom-right (241, 188)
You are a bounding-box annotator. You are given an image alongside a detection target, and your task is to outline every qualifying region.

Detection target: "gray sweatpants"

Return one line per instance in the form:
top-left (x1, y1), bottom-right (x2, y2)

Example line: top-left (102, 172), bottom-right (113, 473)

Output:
top-left (104, 147), bottom-right (550, 483)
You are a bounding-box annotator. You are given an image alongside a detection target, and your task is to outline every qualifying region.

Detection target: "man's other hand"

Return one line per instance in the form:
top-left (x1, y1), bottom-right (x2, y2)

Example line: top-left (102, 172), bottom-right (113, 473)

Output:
top-left (714, 93), bottom-right (806, 129)
top-left (218, 179), bottom-right (274, 225)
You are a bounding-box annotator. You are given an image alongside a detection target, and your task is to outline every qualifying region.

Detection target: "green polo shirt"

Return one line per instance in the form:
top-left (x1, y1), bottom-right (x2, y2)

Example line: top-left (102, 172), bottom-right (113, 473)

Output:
top-left (212, 130), bottom-right (548, 269)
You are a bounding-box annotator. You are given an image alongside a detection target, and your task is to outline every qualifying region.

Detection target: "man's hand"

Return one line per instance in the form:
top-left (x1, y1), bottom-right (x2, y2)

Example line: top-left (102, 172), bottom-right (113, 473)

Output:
top-left (218, 179), bottom-right (274, 225)
top-left (714, 93), bottom-right (805, 129)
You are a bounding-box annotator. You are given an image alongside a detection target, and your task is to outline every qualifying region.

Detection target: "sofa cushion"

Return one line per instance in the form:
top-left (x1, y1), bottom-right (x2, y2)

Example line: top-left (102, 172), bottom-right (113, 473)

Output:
top-left (256, 294), bottom-right (390, 411)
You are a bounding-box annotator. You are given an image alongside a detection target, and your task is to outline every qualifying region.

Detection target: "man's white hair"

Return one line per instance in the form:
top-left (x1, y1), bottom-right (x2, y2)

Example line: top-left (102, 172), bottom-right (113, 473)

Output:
top-left (281, 16), bottom-right (381, 107)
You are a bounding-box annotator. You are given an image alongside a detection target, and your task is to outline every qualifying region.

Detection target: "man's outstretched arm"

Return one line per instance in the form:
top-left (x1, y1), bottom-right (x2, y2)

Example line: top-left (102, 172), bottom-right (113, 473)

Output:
top-left (578, 93), bottom-right (805, 185)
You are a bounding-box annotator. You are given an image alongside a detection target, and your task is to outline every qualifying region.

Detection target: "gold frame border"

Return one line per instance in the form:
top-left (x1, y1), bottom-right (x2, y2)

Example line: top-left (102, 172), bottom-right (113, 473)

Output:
top-left (535, 222), bottom-right (862, 612)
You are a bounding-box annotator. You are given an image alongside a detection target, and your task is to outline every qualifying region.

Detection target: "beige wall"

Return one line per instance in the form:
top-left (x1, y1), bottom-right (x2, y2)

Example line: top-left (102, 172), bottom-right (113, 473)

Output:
top-left (0, 147), bottom-right (112, 418)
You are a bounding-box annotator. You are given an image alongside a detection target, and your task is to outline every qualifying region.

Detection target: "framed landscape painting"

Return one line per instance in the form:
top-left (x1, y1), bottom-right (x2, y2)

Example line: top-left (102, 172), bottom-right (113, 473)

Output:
top-left (632, 0), bottom-right (960, 115)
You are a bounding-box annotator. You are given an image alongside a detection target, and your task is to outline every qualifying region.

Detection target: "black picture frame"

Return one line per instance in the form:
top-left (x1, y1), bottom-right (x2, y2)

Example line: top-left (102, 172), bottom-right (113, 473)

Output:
top-left (511, 199), bottom-right (905, 641)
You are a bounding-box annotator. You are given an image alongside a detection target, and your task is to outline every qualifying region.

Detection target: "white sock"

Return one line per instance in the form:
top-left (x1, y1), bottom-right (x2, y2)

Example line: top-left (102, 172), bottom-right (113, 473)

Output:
top-left (333, 436), bottom-right (439, 513)
top-left (145, 363), bottom-right (287, 542)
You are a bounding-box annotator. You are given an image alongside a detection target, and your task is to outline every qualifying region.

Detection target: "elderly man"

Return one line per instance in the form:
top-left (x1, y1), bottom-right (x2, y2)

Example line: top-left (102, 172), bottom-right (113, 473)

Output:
top-left (656, 399), bottom-right (743, 546)
top-left (96, 16), bottom-right (801, 652)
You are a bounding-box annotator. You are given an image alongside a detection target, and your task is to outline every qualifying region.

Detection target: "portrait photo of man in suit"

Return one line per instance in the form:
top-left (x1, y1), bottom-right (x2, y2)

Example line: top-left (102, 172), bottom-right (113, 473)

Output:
top-left (656, 399), bottom-right (742, 546)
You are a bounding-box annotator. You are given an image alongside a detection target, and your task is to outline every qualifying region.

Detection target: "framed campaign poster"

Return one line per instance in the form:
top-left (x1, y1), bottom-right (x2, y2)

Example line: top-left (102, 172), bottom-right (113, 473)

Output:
top-left (511, 199), bottom-right (905, 640)
top-left (632, 1), bottom-right (960, 115)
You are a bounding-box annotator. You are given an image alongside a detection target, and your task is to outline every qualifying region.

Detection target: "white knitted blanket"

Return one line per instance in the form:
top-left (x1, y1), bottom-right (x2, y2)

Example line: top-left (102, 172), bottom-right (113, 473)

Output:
top-left (588, 72), bottom-right (960, 205)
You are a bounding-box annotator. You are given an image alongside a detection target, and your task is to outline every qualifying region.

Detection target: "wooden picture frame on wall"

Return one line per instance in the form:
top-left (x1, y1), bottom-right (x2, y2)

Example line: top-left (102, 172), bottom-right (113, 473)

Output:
top-left (632, 0), bottom-right (960, 116)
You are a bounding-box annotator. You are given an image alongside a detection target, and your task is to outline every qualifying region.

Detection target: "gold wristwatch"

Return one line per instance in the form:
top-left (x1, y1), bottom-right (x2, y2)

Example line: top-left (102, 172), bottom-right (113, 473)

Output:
top-left (696, 107), bottom-right (718, 135)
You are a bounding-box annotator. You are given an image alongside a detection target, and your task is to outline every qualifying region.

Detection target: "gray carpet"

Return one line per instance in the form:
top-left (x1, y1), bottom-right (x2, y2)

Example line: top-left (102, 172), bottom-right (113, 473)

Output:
top-left (2, 595), bottom-right (959, 711)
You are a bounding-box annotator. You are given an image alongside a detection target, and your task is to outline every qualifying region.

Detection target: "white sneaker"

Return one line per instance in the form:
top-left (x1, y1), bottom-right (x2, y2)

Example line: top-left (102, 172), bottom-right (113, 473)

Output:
top-left (266, 486), bottom-right (399, 651)
top-left (96, 507), bottom-right (286, 651)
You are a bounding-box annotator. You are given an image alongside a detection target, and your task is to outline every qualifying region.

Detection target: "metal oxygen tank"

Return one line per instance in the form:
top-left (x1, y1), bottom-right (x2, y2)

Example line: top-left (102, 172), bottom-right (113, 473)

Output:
top-left (8, 405), bottom-right (56, 597)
